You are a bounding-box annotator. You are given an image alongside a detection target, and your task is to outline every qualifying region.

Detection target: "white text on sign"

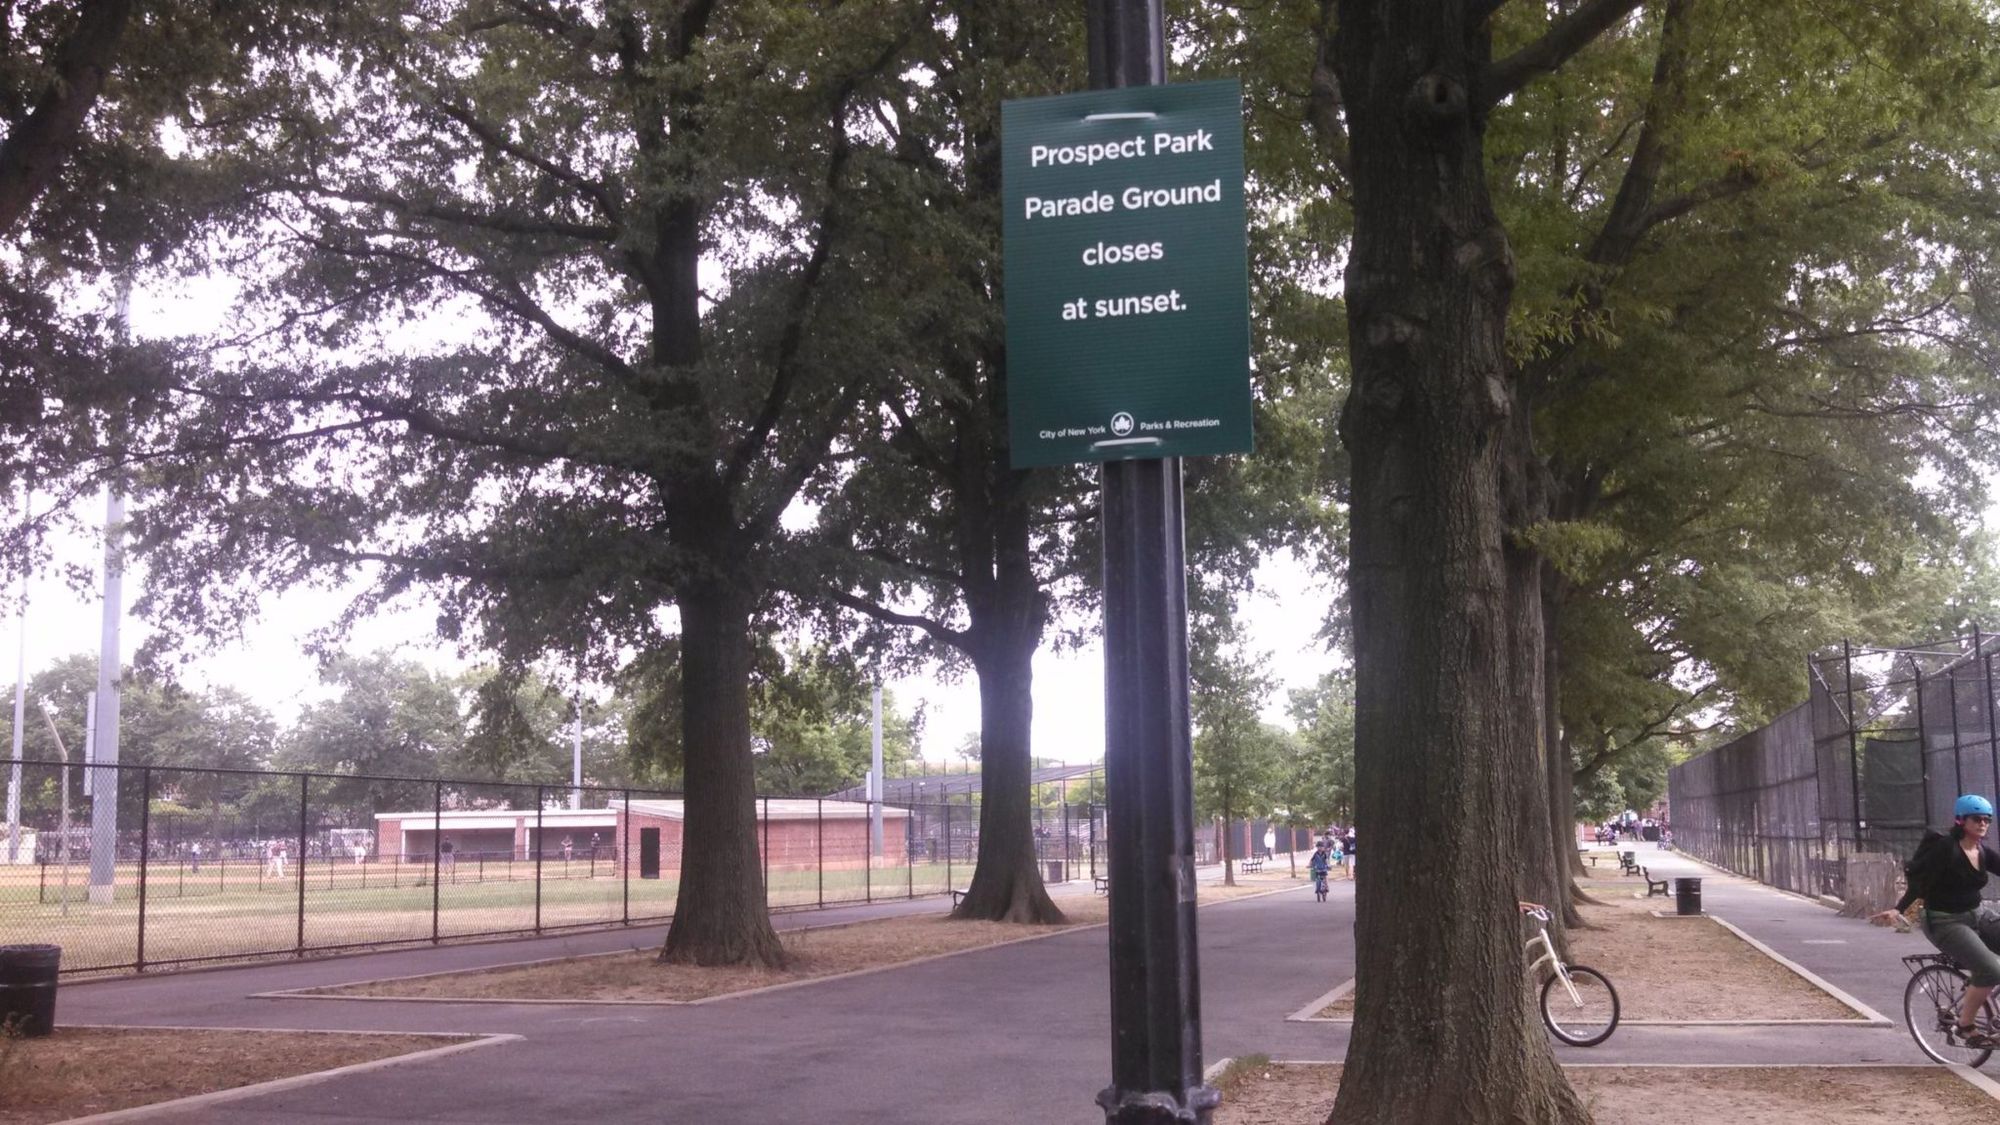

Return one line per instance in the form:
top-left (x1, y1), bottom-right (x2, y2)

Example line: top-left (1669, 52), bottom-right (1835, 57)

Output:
top-left (1027, 129), bottom-right (1215, 169)
top-left (1023, 178), bottom-right (1222, 221)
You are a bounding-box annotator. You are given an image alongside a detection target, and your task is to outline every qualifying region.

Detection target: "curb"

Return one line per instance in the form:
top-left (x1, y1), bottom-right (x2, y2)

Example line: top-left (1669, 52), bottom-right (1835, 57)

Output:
top-left (42, 1028), bottom-right (521, 1124)
top-left (1289, 909), bottom-right (1892, 1028)
top-left (1706, 915), bottom-right (1894, 1025)
top-left (1286, 980), bottom-right (1351, 1022)
top-left (1230, 1060), bottom-right (2000, 1107)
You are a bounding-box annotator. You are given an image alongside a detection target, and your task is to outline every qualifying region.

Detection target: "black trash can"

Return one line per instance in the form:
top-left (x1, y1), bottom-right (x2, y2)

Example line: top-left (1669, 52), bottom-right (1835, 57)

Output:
top-left (0, 944), bottom-right (60, 1037)
top-left (1674, 877), bottom-right (1703, 916)
top-left (1046, 859), bottom-right (1065, 885)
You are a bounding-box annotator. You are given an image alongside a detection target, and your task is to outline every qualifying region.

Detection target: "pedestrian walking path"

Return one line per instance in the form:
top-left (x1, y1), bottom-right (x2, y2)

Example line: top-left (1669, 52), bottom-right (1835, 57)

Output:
top-left (44, 854), bottom-right (1971, 1123)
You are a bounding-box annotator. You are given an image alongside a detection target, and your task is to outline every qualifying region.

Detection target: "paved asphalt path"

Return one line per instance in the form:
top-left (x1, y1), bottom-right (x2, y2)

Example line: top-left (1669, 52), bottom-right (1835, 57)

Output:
top-left (51, 854), bottom-right (1957, 1123)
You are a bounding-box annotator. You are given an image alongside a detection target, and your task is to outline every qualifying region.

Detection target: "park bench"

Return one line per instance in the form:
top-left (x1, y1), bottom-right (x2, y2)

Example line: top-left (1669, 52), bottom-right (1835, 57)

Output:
top-left (1579, 852), bottom-right (1599, 868)
top-left (1641, 867), bottom-right (1670, 897)
top-left (1093, 874), bottom-right (1109, 895)
top-left (949, 888), bottom-right (969, 908)
top-left (1618, 851), bottom-right (1639, 876)
top-left (1239, 857), bottom-right (1264, 874)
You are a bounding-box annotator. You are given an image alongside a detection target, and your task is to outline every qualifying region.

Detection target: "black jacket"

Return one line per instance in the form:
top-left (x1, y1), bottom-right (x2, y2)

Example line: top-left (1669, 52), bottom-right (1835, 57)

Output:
top-left (1897, 830), bottom-right (2000, 914)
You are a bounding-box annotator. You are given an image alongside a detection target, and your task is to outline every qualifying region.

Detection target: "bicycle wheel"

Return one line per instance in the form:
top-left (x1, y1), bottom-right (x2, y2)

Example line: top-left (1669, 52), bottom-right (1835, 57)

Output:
top-left (1905, 966), bottom-right (1995, 1068)
top-left (1541, 965), bottom-right (1620, 1047)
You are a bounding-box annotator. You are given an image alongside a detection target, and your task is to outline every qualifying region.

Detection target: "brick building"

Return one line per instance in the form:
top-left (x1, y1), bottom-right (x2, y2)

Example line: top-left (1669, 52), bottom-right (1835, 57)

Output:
top-left (372, 798), bottom-right (907, 876)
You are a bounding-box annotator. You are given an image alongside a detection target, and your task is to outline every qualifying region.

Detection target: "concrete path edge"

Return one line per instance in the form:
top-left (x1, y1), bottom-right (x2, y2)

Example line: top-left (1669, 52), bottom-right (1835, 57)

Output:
top-left (43, 1029), bottom-right (522, 1125)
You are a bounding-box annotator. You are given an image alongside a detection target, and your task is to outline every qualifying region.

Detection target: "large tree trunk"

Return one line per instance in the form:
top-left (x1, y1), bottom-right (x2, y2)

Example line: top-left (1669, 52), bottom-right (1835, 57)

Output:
top-left (661, 578), bottom-right (787, 967)
top-left (1541, 568), bottom-right (1589, 929)
top-left (949, 404), bottom-right (1064, 923)
top-left (1328, 3), bottom-right (1590, 1120)
top-left (952, 622), bottom-right (1065, 923)
top-left (1503, 417), bottom-right (1566, 941)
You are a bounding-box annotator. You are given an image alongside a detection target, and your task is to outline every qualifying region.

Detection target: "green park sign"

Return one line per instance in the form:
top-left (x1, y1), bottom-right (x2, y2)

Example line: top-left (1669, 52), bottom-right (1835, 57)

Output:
top-left (1003, 80), bottom-right (1252, 469)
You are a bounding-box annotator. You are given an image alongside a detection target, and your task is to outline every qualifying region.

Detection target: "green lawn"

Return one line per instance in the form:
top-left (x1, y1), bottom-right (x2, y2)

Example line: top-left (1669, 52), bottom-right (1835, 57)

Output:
top-left (0, 858), bottom-right (970, 972)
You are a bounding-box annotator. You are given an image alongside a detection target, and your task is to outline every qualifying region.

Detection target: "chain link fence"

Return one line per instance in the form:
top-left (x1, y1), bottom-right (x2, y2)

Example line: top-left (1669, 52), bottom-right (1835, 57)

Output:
top-left (1670, 631), bottom-right (2000, 903)
top-left (0, 760), bottom-right (1096, 975)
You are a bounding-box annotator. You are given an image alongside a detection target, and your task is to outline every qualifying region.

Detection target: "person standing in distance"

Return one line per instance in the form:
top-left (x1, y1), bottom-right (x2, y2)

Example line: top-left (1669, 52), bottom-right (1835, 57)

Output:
top-left (1872, 794), bottom-right (2000, 1048)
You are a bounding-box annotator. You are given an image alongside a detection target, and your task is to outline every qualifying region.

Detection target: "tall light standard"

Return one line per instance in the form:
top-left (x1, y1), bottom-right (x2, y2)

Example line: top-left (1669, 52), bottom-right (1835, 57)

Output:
top-left (571, 696), bottom-right (584, 810)
top-left (6, 564), bottom-right (24, 864)
top-left (87, 274), bottom-right (131, 905)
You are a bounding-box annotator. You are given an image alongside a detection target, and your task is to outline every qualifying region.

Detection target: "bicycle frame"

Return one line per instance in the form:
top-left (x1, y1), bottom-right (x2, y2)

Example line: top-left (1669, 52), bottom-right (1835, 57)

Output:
top-left (1524, 906), bottom-right (1583, 1006)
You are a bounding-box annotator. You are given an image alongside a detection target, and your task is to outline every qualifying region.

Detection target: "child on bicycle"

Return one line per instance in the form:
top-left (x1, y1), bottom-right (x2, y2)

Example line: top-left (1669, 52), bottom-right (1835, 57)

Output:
top-left (1309, 841), bottom-right (1332, 902)
top-left (1870, 794), bottom-right (2000, 1048)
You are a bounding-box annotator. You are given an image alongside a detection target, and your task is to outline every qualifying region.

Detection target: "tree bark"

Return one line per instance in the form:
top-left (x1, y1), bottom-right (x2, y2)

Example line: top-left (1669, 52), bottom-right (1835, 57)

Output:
top-left (1542, 568), bottom-right (1589, 929)
top-left (951, 618), bottom-right (1065, 923)
top-left (1503, 415), bottom-right (1567, 942)
top-left (661, 576), bottom-right (788, 967)
top-left (1328, 2), bottom-right (1590, 1120)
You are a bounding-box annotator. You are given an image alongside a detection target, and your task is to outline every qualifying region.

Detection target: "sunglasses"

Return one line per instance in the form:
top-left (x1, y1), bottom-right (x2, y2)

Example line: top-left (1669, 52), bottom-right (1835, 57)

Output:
top-left (1966, 815), bottom-right (1994, 825)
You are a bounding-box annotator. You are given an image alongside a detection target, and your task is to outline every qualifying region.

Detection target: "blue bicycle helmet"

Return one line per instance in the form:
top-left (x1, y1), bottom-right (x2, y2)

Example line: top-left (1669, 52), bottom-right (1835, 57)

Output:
top-left (1954, 794), bottom-right (1995, 818)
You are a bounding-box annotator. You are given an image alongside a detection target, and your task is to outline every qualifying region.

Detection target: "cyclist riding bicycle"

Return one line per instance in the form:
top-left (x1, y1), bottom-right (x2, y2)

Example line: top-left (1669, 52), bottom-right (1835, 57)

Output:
top-left (1871, 793), bottom-right (2000, 1049)
top-left (1309, 841), bottom-right (1332, 901)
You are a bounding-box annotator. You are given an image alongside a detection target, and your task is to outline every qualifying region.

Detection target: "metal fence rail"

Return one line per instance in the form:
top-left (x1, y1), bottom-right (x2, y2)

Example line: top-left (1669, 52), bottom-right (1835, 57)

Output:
top-left (1670, 630), bottom-right (2000, 903)
top-left (0, 759), bottom-right (1112, 975)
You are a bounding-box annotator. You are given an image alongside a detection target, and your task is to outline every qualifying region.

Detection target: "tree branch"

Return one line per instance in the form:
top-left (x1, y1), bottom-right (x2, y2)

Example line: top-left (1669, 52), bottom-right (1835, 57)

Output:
top-left (1477, 0), bottom-right (1646, 111)
top-left (0, 0), bottom-right (135, 233)
top-left (1581, 0), bottom-right (1694, 269)
top-left (1306, 1), bottom-right (1353, 184)
top-left (823, 587), bottom-right (969, 651)
top-left (279, 178), bottom-right (618, 243)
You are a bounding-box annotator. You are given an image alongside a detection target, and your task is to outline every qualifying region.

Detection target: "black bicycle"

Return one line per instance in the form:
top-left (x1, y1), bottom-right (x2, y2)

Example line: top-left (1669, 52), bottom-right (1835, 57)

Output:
top-left (1901, 952), bottom-right (1999, 1067)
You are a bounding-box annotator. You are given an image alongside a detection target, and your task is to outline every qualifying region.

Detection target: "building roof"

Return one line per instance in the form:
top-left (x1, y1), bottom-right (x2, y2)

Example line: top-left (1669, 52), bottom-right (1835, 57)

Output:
top-left (620, 798), bottom-right (907, 822)
top-left (827, 763), bottom-right (1102, 804)
top-left (375, 799), bottom-right (903, 829)
top-left (374, 808), bottom-right (618, 831)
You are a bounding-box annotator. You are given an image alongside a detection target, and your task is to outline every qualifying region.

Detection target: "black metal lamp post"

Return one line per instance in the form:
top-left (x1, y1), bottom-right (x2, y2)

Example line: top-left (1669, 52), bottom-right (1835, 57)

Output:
top-left (1089, 3), bottom-right (1217, 1121)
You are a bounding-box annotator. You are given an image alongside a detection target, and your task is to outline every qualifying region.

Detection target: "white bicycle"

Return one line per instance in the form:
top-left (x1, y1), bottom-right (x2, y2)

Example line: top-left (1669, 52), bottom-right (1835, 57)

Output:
top-left (1521, 902), bottom-right (1620, 1047)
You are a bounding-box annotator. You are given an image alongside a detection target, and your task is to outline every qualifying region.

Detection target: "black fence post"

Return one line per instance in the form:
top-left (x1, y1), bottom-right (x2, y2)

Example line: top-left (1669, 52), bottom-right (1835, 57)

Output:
top-left (817, 797), bottom-right (824, 909)
top-left (431, 780), bottom-right (443, 944)
top-left (1914, 663), bottom-right (1931, 826)
top-left (907, 808), bottom-right (914, 899)
top-left (1063, 800), bottom-right (1073, 878)
top-left (762, 794), bottom-right (770, 910)
top-left (1090, 803), bottom-right (1097, 880)
top-left (1845, 640), bottom-right (1864, 842)
top-left (1949, 658), bottom-right (1966, 800)
top-left (1980, 626), bottom-right (2000, 803)
top-left (535, 786), bottom-right (544, 934)
top-left (945, 802), bottom-right (952, 894)
top-left (621, 787), bottom-right (630, 926)
top-left (296, 772), bottom-right (309, 956)
top-left (137, 766), bottom-right (151, 971)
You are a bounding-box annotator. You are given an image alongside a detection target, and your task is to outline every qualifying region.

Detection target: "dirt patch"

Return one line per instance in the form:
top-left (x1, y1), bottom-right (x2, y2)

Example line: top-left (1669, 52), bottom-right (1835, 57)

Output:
top-left (1566, 889), bottom-right (1853, 1020)
top-left (316, 905), bottom-right (1110, 1002)
top-left (1213, 1063), bottom-right (1996, 1124)
top-left (0, 1027), bottom-right (459, 1124)
top-left (312, 882), bottom-right (1282, 1003)
top-left (1316, 889), bottom-right (1853, 1021)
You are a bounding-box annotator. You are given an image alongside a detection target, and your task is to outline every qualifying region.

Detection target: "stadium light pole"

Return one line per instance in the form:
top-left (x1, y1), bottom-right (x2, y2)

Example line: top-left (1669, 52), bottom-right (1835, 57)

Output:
top-left (1088, 1), bottom-right (1216, 1122)
top-left (571, 696), bottom-right (584, 810)
top-left (87, 273), bottom-right (131, 905)
top-left (6, 566), bottom-right (23, 864)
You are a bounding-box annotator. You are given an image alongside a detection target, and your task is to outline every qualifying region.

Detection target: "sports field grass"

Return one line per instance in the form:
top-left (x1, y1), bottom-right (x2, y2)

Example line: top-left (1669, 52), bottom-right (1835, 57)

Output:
top-left (0, 857), bottom-right (973, 972)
